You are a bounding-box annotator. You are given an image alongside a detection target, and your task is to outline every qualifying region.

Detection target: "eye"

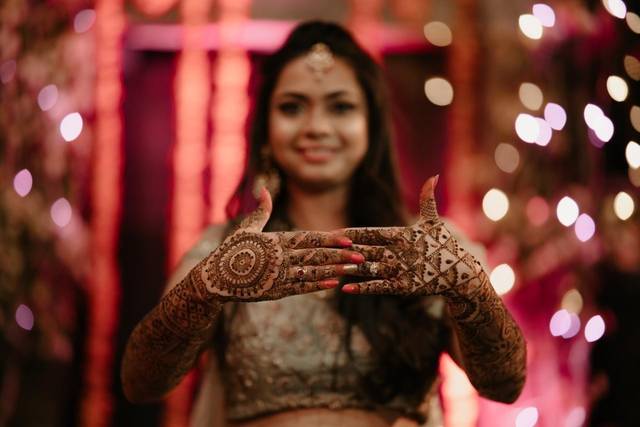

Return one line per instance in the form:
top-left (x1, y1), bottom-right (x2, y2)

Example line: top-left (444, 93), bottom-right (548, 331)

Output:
top-left (277, 101), bottom-right (303, 116)
top-left (330, 101), bottom-right (356, 115)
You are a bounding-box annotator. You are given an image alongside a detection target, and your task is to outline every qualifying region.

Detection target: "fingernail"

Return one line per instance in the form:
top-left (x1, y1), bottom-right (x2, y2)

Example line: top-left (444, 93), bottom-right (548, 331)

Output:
top-left (341, 264), bottom-right (359, 274)
top-left (349, 253), bottom-right (365, 263)
top-left (338, 238), bottom-right (353, 247)
top-left (434, 174), bottom-right (440, 187)
top-left (342, 284), bottom-right (360, 294)
top-left (319, 279), bottom-right (339, 289)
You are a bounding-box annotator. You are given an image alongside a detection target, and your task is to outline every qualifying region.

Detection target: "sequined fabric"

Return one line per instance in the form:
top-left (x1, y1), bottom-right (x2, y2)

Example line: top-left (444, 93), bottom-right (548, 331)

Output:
top-left (221, 291), bottom-right (430, 422)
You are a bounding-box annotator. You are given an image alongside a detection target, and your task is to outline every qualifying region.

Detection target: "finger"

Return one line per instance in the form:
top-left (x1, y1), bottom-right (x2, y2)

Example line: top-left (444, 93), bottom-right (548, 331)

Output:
top-left (419, 175), bottom-right (440, 223)
top-left (286, 264), bottom-right (359, 282)
top-left (287, 248), bottom-right (365, 266)
top-left (340, 227), bottom-right (402, 245)
top-left (279, 231), bottom-right (353, 249)
top-left (351, 245), bottom-right (395, 262)
top-left (345, 262), bottom-right (398, 278)
top-left (341, 280), bottom-right (397, 295)
top-left (281, 279), bottom-right (340, 297)
top-left (239, 187), bottom-right (273, 232)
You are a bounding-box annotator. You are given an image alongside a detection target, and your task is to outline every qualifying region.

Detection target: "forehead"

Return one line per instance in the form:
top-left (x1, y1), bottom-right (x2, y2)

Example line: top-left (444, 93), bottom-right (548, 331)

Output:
top-left (272, 56), bottom-right (363, 98)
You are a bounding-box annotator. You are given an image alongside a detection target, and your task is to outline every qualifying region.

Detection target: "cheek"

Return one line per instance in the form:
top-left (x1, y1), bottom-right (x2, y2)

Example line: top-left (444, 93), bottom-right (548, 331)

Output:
top-left (339, 114), bottom-right (368, 159)
top-left (268, 114), bottom-right (300, 153)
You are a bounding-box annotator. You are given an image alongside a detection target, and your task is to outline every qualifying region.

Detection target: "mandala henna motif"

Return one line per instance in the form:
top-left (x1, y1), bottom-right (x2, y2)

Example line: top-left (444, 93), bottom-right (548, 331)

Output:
top-left (204, 232), bottom-right (283, 299)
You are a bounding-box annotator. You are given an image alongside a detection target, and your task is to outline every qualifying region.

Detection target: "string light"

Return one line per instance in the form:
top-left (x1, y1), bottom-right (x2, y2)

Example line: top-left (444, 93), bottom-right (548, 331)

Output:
top-left (532, 4), bottom-right (555, 27)
top-left (37, 84), bottom-right (59, 111)
top-left (515, 407), bottom-right (539, 427)
top-left (584, 104), bottom-right (614, 143)
top-left (424, 77), bottom-right (454, 106)
top-left (550, 309), bottom-right (571, 336)
top-left (423, 21), bottom-right (452, 47)
top-left (606, 75), bottom-right (628, 101)
top-left (629, 166), bottom-right (640, 187)
top-left (519, 82), bottom-right (543, 110)
top-left (604, 0), bottom-right (627, 20)
top-left (515, 113), bottom-right (540, 143)
top-left (544, 103), bottom-right (566, 130)
top-left (556, 196), bottom-right (580, 226)
top-left (13, 169), bottom-right (33, 197)
top-left (74, 9), bottom-right (96, 33)
top-left (562, 313), bottom-right (581, 339)
top-left (625, 141), bottom-right (640, 169)
top-left (494, 143), bottom-right (520, 173)
top-left (613, 191), bottom-right (635, 220)
top-left (584, 315), bottom-right (606, 342)
top-left (630, 106), bottom-right (640, 133)
top-left (489, 264), bottom-right (516, 295)
top-left (535, 118), bottom-right (552, 146)
top-left (623, 55), bottom-right (640, 81)
top-left (519, 14), bottom-right (543, 39)
top-left (59, 112), bottom-right (83, 142)
top-left (15, 304), bottom-right (34, 331)
top-left (51, 198), bottom-right (72, 227)
top-left (482, 189), bottom-right (509, 221)
top-left (561, 289), bottom-right (584, 314)
top-left (574, 213), bottom-right (596, 242)
top-left (626, 12), bottom-right (640, 33)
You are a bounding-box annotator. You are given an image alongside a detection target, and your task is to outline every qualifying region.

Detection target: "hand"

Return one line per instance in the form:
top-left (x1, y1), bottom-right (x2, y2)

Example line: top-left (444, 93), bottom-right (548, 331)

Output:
top-left (196, 188), bottom-right (364, 302)
top-left (339, 175), bottom-right (484, 295)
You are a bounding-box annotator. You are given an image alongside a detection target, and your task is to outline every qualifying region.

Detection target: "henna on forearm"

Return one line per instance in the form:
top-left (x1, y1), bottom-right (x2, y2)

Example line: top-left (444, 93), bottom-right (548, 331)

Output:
top-left (121, 265), bottom-right (222, 403)
top-left (341, 179), bottom-right (526, 403)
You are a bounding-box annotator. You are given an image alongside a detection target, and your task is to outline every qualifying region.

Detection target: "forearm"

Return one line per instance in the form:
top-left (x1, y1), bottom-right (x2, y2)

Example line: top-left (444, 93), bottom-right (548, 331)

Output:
top-left (443, 265), bottom-right (526, 403)
top-left (121, 262), bottom-right (222, 403)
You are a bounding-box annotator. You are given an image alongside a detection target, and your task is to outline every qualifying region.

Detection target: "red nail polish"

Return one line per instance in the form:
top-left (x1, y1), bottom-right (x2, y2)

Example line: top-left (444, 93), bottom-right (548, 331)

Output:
top-left (339, 238), bottom-right (353, 247)
top-left (320, 279), bottom-right (339, 289)
top-left (342, 284), bottom-right (360, 294)
top-left (350, 253), bottom-right (365, 263)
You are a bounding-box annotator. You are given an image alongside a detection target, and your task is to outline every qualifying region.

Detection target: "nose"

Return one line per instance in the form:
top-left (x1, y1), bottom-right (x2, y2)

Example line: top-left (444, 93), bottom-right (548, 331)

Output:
top-left (302, 105), bottom-right (331, 139)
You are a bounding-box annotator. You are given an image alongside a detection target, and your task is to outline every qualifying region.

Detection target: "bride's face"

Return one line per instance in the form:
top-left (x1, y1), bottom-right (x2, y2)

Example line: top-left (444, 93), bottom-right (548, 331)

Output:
top-left (268, 55), bottom-right (368, 191)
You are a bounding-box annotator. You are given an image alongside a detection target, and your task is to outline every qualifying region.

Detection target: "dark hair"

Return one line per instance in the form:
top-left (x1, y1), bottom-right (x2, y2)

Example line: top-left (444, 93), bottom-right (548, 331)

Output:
top-left (227, 21), bottom-right (449, 405)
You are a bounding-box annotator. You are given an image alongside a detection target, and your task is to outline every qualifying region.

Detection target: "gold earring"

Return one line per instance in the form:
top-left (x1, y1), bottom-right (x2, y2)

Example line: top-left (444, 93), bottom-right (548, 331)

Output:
top-left (253, 146), bottom-right (281, 199)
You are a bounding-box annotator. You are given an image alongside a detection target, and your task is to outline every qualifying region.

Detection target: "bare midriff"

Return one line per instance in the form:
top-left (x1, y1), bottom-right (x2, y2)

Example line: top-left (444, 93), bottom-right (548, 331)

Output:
top-left (227, 408), bottom-right (419, 427)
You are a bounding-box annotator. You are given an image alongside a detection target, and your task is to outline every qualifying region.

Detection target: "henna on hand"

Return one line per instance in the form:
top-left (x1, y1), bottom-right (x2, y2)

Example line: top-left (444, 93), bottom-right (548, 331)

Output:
top-left (340, 176), bottom-right (527, 403)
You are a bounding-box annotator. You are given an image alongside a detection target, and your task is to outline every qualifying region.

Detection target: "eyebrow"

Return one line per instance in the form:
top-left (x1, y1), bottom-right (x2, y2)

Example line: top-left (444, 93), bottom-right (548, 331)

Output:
top-left (274, 90), bottom-right (358, 101)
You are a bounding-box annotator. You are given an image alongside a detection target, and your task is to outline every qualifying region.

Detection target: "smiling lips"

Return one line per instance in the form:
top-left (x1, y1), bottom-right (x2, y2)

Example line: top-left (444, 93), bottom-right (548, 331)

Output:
top-left (296, 145), bottom-right (339, 163)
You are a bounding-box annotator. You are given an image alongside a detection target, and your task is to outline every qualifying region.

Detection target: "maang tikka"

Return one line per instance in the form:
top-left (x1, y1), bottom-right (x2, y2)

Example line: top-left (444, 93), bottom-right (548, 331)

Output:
top-left (304, 42), bottom-right (335, 80)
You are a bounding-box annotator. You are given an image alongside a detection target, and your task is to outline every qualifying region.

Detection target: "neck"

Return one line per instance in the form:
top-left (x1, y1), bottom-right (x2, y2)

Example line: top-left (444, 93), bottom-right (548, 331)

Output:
top-left (286, 182), bottom-right (350, 231)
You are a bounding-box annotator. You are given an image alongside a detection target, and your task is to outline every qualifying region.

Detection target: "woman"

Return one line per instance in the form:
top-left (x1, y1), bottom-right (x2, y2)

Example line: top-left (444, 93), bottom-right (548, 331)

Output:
top-left (121, 21), bottom-right (526, 427)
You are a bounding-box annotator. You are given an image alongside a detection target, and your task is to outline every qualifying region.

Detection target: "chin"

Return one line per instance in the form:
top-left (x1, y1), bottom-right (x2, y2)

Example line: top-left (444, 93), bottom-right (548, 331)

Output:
top-left (289, 172), bottom-right (352, 192)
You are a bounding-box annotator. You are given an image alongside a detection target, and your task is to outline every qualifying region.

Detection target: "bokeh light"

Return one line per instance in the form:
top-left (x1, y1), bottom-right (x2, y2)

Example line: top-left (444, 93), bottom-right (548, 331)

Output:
top-left (37, 84), bottom-right (59, 111)
top-left (565, 407), bottom-right (586, 427)
top-left (13, 169), bottom-right (33, 197)
top-left (556, 196), bottom-right (580, 226)
top-left (626, 141), bottom-right (640, 169)
top-left (574, 213), bottom-right (596, 242)
top-left (482, 189), bottom-right (510, 221)
top-left (423, 21), bottom-right (452, 47)
top-left (494, 143), bottom-right (520, 173)
top-left (1, 59), bottom-right (17, 84)
top-left (15, 304), bottom-right (34, 331)
top-left (544, 103), bottom-right (567, 130)
top-left (550, 309), bottom-right (571, 336)
top-left (562, 313), bottom-right (581, 339)
top-left (424, 77), bottom-right (454, 106)
top-left (584, 315), bottom-right (605, 342)
top-left (532, 3), bottom-right (555, 27)
top-left (604, 0), bottom-right (627, 19)
top-left (613, 191), bottom-right (634, 220)
top-left (59, 112), bottom-right (83, 142)
top-left (535, 118), bottom-right (552, 146)
top-left (526, 196), bottom-right (549, 226)
top-left (623, 55), bottom-right (640, 81)
top-left (584, 104), bottom-right (614, 143)
top-left (515, 113), bottom-right (540, 143)
top-left (51, 198), bottom-right (72, 227)
top-left (606, 75), bottom-right (628, 101)
top-left (74, 9), bottom-right (96, 33)
top-left (490, 264), bottom-right (516, 295)
top-left (562, 289), bottom-right (584, 314)
top-left (519, 82), bottom-right (544, 110)
top-left (627, 12), bottom-right (640, 33)
top-left (515, 407), bottom-right (539, 427)
top-left (630, 106), bottom-right (640, 132)
top-left (583, 103), bottom-right (604, 129)
top-left (519, 14), bottom-right (543, 40)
